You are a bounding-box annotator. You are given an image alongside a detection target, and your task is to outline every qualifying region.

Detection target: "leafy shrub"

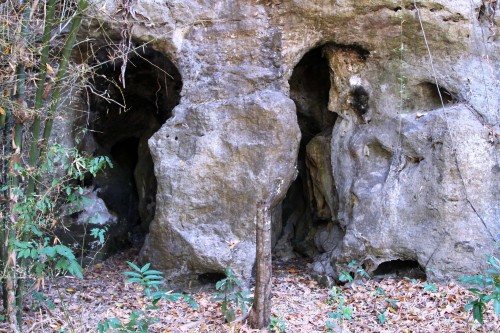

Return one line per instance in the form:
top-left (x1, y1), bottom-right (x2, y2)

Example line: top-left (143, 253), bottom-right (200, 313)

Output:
top-left (98, 262), bottom-right (198, 332)
top-left (268, 313), bottom-right (287, 332)
top-left (213, 267), bottom-right (253, 323)
top-left (326, 286), bottom-right (353, 330)
top-left (339, 260), bottom-right (370, 283)
top-left (458, 254), bottom-right (500, 324)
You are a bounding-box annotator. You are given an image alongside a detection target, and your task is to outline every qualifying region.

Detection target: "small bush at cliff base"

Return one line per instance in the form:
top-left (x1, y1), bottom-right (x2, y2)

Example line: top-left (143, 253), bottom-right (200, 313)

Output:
top-left (326, 286), bottom-right (353, 330)
top-left (458, 254), bottom-right (500, 324)
top-left (98, 262), bottom-right (198, 332)
top-left (213, 267), bottom-right (253, 323)
top-left (268, 313), bottom-right (286, 332)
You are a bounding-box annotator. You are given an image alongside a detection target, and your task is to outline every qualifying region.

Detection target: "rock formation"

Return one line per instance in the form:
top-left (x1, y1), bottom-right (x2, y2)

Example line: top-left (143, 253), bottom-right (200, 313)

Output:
top-left (70, 0), bottom-right (499, 286)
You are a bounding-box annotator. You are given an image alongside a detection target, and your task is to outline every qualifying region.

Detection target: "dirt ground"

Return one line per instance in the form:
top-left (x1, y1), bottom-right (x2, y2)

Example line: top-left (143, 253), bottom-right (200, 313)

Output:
top-left (2, 248), bottom-right (498, 333)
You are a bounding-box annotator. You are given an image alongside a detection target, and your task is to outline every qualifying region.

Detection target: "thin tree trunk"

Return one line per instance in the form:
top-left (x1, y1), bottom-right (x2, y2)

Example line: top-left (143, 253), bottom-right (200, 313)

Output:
top-left (248, 201), bottom-right (272, 329)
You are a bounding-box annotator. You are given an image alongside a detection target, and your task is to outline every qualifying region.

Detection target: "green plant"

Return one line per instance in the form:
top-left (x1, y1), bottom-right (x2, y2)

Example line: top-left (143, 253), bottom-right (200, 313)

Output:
top-left (268, 313), bottom-right (286, 332)
top-left (213, 267), bottom-right (253, 323)
top-left (31, 291), bottom-right (55, 312)
top-left (90, 226), bottom-right (108, 246)
top-left (372, 286), bottom-right (399, 325)
top-left (458, 254), bottom-right (500, 324)
top-left (0, 143), bottom-right (111, 329)
top-left (326, 286), bottom-right (353, 330)
top-left (123, 262), bottom-right (164, 299)
top-left (0, 0), bottom-right (95, 329)
top-left (377, 309), bottom-right (387, 325)
top-left (98, 262), bottom-right (198, 332)
top-left (97, 312), bottom-right (158, 333)
top-left (339, 260), bottom-right (370, 283)
top-left (423, 283), bottom-right (438, 293)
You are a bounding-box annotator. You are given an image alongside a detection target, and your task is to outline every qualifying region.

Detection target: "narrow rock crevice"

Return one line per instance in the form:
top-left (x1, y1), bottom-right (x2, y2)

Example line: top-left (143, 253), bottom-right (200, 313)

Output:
top-left (275, 46), bottom-right (338, 260)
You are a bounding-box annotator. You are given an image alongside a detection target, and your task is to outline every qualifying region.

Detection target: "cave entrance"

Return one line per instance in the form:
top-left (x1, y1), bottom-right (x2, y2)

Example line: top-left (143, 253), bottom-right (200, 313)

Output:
top-left (87, 45), bottom-right (181, 250)
top-left (275, 46), bottom-right (338, 259)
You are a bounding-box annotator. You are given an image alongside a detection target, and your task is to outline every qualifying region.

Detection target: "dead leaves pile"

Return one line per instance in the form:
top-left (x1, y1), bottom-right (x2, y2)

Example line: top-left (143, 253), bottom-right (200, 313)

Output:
top-left (1, 250), bottom-right (497, 333)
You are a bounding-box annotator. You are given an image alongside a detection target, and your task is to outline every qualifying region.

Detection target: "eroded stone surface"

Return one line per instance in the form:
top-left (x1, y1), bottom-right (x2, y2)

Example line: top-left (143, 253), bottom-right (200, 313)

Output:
top-left (80, 0), bottom-right (499, 284)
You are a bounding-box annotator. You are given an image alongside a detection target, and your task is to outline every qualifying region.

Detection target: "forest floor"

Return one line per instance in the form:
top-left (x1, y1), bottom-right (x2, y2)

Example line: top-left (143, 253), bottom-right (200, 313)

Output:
top-left (3, 248), bottom-right (499, 333)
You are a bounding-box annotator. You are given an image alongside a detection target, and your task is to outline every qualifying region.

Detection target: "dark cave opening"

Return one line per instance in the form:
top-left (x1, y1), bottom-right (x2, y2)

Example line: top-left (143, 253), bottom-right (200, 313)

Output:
top-left (110, 137), bottom-right (139, 175)
top-left (373, 260), bottom-right (426, 280)
top-left (276, 46), bottom-right (338, 258)
top-left (84, 45), bottom-right (182, 251)
top-left (197, 272), bottom-right (227, 285)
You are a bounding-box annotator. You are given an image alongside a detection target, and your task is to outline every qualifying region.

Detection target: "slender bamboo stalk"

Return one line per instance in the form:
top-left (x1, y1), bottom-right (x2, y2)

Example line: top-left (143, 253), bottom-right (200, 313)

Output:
top-left (6, 266), bottom-right (20, 333)
top-left (41, 0), bottom-right (88, 146)
top-left (12, 3), bottom-right (30, 153)
top-left (26, 0), bottom-right (57, 196)
top-left (12, 2), bottom-right (31, 327)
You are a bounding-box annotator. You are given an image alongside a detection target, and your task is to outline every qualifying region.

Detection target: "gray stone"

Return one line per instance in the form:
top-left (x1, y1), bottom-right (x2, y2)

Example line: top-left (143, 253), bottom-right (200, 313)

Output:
top-left (74, 0), bottom-right (499, 285)
top-left (59, 187), bottom-right (128, 263)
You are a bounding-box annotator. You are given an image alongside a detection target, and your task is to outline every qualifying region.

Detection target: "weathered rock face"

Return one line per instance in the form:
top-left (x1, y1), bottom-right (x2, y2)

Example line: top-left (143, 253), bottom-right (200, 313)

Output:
top-left (80, 0), bottom-right (499, 285)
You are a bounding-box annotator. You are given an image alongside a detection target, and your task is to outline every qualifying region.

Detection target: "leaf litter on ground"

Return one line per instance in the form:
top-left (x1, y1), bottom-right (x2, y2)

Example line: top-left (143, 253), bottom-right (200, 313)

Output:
top-left (1, 248), bottom-right (498, 332)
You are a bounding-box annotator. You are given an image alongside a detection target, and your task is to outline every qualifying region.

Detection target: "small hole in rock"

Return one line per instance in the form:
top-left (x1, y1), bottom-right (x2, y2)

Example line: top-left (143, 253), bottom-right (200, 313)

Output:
top-left (373, 260), bottom-right (426, 280)
top-left (175, 136), bottom-right (178, 141)
top-left (198, 272), bottom-right (227, 284)
top-left (409, 82), bottom-right (456, 111)
top-left (69, 211), bottom-right (80, 219)
top-left (350, 86), bottom-right (370, 118)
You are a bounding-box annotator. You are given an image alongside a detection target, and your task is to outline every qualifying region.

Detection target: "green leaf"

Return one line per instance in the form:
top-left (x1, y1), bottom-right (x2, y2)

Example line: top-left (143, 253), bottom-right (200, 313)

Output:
top-left (40, 246), bottom-right (56, 257)
top-left (97, 321), bottom-right (109, 333)
top-left (31, 225), bottom-right (43, 236)
top-left (13, 241), bottom-right (31, 249)
top-left (140, 263), bottom-right (151, 273)
top-left (464, 301), bottom-right (474, 311)
top-left (423, 283), bottom-right (438, 292)
top-left (127, 261), bottom-right (141, 273)
top-left (494, 299), bottom-right (500, 315)
top-left (68, 260), bottom-right (83, 279)
top-left (472, 302), bottom-right (484, 324)
top-left (386, 299), bottom-right (398, 309)
top-left (55, 258), bottom-right (68, 271)
top-left (143, 275), bottom-right (163, 281)
top-left (458, 275), bottom-right (485, 287)
top-left (126, 277), bottom-right (143, 284)
top-left (123, 271), bottom-right (142, 278)
top-left (339, 272), bottom-right (353, 282)
top-left (55, 245), bottom-right (76, 260)
top-left (18, 249), bottom-right (30, 259)
top-left (108, 317), bottom-right (123, 328)
top-left (375, 286), bottom-right (386, 296)
top-left (183, 295), bottom-right (199, 310)
top-left (146, 280), bottom-right (163, 285)
top-left (143, 269), bottom-right (164, 276)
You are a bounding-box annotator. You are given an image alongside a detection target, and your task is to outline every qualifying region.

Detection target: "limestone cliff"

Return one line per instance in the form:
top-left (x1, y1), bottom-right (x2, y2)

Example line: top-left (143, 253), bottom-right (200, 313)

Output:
top-left (74, 0), bottom-right (499, 286)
